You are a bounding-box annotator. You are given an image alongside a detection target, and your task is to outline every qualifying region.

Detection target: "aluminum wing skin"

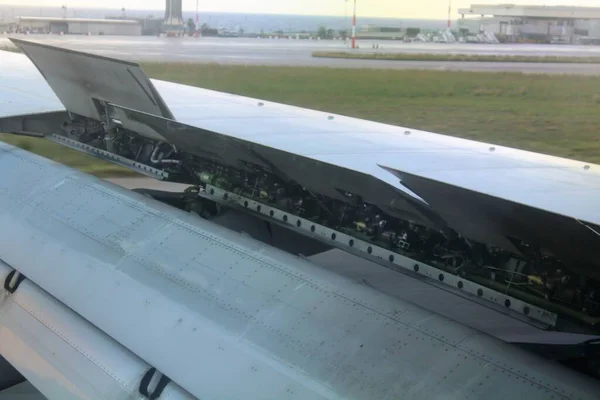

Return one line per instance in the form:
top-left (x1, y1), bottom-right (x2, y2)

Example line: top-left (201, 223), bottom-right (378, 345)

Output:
top-left (0, 142), bottom-right (599, 399)
top-left (132, 78), bottom-right (599, 270)
top-left (108, 103), bottom-right (444, 228)
top-left (5, 39), bottom-right (445, 229)
top-left (381, 167), bottom-right (600, 275)
top-left (10, 38), bottom-right (173, 121)
top-left (3, 39), bottom-right (600, 397)
top-left (0, 259), bottom-right (194, 400)
top-left (4, 39), bottom-right (600, 321)
top-left (151, 80), bottom-right (600, 251)
top-left (5, 40), bottom-right (599, 231)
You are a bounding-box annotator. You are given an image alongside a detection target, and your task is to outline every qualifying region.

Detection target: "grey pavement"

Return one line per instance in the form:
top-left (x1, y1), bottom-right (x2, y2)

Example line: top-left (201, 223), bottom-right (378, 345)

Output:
top-left (2, 34), bottom-right (600, 74)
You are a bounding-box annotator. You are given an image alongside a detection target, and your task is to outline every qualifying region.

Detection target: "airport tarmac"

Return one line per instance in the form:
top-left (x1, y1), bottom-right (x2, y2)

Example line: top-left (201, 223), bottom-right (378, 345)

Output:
top-left (2, 35), bottom-right (600, 74)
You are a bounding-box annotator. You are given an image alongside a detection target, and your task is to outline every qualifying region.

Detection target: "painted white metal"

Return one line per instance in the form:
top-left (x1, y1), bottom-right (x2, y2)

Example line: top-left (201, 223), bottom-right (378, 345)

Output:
top-left (458, 5), bottom-right (600, 19)
top-left (0, 142), bottom-right (598, 399)
top-left (10, 39), bottom-right (173, 122)
top-left (151, 78), bottom-right (600, 226)
top-left (0, 260), bottom-right (195, 400)
top-left (3, 47), bottom-right (600, 227)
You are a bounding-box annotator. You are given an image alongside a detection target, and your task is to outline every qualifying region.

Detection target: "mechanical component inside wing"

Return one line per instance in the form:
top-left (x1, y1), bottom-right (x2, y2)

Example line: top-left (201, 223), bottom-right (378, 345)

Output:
top-left (55, 112), bottom-right (600, 334)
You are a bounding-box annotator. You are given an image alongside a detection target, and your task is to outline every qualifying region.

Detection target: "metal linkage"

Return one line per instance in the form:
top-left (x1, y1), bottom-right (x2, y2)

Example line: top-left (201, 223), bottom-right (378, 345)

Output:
top-left (202, 184), bottom-right (558, 328)
top-left (47, 134), bottom-right (169, 180)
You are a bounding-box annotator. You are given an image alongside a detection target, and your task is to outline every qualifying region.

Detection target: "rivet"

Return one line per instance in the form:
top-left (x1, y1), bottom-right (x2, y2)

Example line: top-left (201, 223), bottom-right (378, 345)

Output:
top-left (584, 165), bottom-right (590, 170)
top-left (489, 146), bottom-right (496, 152)
top-left (458, 281), bottom-right (463, 289)
top-left (404, 130), bottom-right (411, 135)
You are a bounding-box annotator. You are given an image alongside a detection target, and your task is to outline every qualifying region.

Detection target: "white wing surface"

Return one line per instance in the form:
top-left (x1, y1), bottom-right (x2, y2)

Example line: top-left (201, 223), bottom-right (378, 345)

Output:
top-left (0, 142), bottom-right (599, 399)
top-left (2, 38), bottom-right (600, 399)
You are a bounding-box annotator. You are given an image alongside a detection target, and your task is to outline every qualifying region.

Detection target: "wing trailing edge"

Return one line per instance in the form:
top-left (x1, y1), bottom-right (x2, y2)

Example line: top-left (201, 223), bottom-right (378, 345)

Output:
top-left (9, 38), bottom-right (174, 121)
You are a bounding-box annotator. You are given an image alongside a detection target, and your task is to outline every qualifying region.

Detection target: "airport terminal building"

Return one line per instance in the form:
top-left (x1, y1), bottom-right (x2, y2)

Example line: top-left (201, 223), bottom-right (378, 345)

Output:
top-left (14, 17), bottom-right (141, 36)
top-left (457, 4), bottom-right (600, 43)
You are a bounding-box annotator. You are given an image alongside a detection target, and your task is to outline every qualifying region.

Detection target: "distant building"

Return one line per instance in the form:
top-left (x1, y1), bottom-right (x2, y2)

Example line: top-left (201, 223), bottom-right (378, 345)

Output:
top-left (457, 4), bottom-right (600, 43)
top-left (122, 17), bottom-right (163, 36)
top-left (359, 25), bottom-right (404, 39)
top-left (0, 20), bottom-right (16, 33)
top-left (15, 16), bottom-right (141, 35)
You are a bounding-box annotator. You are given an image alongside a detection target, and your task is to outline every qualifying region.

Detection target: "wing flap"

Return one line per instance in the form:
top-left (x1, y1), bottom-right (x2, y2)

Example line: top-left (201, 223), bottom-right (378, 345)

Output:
top-left (0, 260), bottom-right (194, 400)
top-left (10, 38), bottom-right (173, 121)
top-left (110, 103), bottom-right (445, 228)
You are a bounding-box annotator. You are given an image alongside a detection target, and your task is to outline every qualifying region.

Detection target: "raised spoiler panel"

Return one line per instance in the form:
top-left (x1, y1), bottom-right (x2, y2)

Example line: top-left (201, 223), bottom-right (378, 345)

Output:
top-left (10, 38), bottom-right (174, 122)
top-left (382, 166), bottom-right (600, 277)
top-left (110, 104), bottom-right (447, 230)
top-left (5, 39), bottom-right (440, 226)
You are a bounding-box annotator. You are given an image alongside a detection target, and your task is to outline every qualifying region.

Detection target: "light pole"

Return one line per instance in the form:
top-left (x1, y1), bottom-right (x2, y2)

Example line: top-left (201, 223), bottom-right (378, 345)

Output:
top-left (351, 0), bottom-right (357, 49)
top-left (195, 0), bottom-right (199, 31)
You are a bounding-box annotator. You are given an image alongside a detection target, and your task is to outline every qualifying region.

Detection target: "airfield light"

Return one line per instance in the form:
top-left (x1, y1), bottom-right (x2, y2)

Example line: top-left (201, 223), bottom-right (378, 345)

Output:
top-left (351, 0), bottom-right (357, 49)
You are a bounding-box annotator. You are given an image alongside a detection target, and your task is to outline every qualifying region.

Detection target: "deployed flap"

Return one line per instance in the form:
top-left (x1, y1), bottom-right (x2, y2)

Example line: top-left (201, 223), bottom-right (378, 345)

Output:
top-left (10, 38), bottom-right (173, 121)
top-left (381, 166), bottom-right (600, 276)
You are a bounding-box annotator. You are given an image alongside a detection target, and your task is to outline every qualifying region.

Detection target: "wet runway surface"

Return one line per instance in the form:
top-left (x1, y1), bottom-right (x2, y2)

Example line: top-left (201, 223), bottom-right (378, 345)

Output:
top-left (2, 35), bottom-right (600, 74)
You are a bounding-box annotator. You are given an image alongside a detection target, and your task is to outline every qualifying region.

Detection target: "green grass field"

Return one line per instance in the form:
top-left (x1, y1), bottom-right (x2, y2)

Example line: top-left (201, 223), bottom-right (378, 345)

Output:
top-left (0, 134), bottom-right (134, 176)
top-left (3, 63), bottom-right (600, 175)
top-left (0, 45), bottom-right (19, 53)
top-left (143, 63), bottom-right (600, 163)
top-left (312, 51), bottom-right (600, 64)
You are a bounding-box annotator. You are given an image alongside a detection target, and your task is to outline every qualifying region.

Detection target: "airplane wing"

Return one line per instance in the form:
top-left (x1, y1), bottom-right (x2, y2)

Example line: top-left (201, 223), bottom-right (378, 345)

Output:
top-left (380, 166), bottom-right (600, 276)
top-left (1, 39), bottom-right (600, 398)
top-left (0, 141), bottom-right (598, 400)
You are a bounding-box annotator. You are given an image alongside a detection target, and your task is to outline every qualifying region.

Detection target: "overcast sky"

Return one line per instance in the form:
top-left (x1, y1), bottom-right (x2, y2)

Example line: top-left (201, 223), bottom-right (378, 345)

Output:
top-left (0, 0), bottom-right (596, 19)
